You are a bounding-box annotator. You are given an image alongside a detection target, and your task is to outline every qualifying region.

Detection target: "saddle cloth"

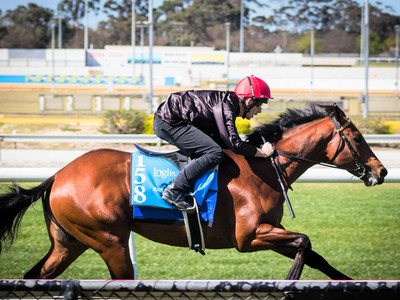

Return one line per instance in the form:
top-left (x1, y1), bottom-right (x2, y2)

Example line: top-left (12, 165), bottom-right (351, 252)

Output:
top-left (130, 149), bottom-right (218, 226)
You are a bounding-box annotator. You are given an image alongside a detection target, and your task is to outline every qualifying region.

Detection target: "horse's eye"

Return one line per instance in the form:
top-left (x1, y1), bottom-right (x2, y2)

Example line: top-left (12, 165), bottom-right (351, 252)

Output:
top-left (353, 136), bottom-right (362, 144)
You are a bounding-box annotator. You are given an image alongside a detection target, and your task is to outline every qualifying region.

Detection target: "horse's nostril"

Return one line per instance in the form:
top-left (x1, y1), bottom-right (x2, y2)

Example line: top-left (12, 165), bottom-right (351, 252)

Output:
top-left (380, 168), bottom-right (388, 178)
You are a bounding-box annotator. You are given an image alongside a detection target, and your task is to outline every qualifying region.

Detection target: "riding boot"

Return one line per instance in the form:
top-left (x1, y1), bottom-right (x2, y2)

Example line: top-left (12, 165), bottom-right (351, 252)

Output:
top-left (162, 182), bottom-right (192, 210)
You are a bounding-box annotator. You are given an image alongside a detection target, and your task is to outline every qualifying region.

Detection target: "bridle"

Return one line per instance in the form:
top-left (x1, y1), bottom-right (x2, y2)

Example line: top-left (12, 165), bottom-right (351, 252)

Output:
top-left (275, 110), bottom-right (377, 184)
top-left (329, 112), bottom-right (368, 178)
top-left (264, 108), bottom-right (378, 218)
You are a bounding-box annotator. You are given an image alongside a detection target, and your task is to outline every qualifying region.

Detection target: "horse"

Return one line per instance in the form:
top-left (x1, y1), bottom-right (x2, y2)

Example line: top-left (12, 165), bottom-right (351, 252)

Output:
top-left (0, 104), bottom-right (387, 280)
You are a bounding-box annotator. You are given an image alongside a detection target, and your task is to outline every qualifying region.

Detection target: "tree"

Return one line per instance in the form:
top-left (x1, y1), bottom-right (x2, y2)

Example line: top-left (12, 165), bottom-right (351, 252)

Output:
top-left (368, 5), bottom-right (400, 55)
top-left (95, 0), bottom-right (148, 46)
top-left (58, 0), bottom-right (101, 48)
top-left (154, 0), bottom-right (191, 46)
top-left (290, 31), bottom-right (322, 53)
top-left (0, 11), bottom-right (8, 43)
top-left (319, 30), bottom-right (357, 53)
top-left (250, 0), bottom-right (400, 54)
top-left (1, 0), bottom-right (399, 54)
top-left (260, 0), bottom-right (360, 32)
top-left (0, 3), bottom-right (53, 48)
top-left (154, 0), bottom-right (267, 49)
top-left (60, 0), bottom-right (101, 27)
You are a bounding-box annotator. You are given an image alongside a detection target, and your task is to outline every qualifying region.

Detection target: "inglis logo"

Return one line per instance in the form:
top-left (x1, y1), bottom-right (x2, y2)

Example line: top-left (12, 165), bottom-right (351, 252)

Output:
top-left (153, 167), bottom-right (177, 179)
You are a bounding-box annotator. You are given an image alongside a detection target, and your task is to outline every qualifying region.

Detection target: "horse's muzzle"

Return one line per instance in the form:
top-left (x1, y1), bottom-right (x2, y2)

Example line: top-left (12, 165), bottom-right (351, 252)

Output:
top-left (365, 172), bottom-right (378, 186)
top-left (363, 167), bottom-right (387, 186)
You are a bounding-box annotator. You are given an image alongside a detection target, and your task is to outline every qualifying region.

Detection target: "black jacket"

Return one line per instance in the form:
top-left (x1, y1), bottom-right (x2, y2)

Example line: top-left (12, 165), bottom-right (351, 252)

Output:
top-left (155, 90), bottom-right (257, 156)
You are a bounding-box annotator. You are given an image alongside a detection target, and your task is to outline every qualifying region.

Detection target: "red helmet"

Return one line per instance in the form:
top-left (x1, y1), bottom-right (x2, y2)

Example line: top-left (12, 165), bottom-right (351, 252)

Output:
top-left (234, 75), bottom-right (273, 100)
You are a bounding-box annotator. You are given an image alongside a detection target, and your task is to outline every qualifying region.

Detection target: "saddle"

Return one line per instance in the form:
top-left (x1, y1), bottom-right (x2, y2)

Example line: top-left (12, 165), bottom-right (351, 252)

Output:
top-left (130, 144), bottom-right (219, 255)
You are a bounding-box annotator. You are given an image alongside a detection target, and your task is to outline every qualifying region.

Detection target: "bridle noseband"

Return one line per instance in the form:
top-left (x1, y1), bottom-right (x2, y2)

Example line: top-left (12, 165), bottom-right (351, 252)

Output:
top-left (328, 112), bottom-right (368, 179)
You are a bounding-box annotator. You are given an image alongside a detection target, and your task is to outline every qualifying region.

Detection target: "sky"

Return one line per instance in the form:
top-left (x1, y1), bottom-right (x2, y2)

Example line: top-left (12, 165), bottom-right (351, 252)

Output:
top-left (1, 0), bottom-right (399, 28)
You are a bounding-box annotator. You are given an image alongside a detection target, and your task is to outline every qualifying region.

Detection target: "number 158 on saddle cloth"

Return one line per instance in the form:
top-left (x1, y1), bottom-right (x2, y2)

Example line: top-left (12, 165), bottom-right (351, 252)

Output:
top-left (130, 151), bottom-right (218, 225)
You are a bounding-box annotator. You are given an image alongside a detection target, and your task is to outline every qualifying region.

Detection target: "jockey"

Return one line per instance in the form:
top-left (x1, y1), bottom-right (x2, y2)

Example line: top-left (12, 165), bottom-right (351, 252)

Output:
top-left (153, 75), bottom-right (275, 209)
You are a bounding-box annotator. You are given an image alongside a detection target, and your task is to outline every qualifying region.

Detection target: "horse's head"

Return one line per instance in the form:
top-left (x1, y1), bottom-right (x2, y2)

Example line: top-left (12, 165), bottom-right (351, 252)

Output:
top-left (325, 105), bottom-right (387, 186)
top-left (247, 104), bottom-right (387, 186)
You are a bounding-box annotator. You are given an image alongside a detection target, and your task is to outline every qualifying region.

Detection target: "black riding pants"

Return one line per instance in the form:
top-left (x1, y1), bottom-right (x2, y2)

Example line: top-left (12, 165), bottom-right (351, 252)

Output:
top-left (153, 115), bottom-right (224, 192)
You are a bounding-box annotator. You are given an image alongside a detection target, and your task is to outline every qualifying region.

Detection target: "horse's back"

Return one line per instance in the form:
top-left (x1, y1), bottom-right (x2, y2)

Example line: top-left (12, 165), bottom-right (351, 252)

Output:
top-left (54, 147), bottom-right (131, 192)
top-left (54, 148), bottom-right (130, 178)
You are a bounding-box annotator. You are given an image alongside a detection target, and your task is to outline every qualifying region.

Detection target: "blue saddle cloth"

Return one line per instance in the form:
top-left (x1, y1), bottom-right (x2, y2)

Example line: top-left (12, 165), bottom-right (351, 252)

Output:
top-left (130, 151), bottom-right (218, 225)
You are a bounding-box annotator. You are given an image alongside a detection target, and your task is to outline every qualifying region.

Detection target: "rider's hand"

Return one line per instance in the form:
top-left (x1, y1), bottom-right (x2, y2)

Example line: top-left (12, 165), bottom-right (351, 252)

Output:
top-left (255, 142), bottom-right (275, 158)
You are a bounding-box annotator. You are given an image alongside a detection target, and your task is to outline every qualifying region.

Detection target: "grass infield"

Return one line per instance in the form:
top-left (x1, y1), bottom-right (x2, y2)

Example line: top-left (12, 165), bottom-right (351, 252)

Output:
top-left (0, 182), bottom-right (399, 280)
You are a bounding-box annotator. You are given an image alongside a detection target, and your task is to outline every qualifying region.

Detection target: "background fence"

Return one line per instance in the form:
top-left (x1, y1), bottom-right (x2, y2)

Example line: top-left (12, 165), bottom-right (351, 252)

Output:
top-left (1, 279), bottom-right (400, 300)
top-left (1, 133), bottom-right (399, 145)
top-left (1, 134), bottom-right (399, 182)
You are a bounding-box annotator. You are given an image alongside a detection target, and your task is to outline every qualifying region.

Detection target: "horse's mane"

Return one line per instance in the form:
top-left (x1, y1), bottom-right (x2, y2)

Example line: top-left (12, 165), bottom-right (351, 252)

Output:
top-left (246, 104), bottom-right (333, 146)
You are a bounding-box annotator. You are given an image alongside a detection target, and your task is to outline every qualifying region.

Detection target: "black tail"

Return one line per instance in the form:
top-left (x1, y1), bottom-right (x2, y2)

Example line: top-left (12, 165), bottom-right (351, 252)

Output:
top-left (0, 176), bottom-right (54, 254)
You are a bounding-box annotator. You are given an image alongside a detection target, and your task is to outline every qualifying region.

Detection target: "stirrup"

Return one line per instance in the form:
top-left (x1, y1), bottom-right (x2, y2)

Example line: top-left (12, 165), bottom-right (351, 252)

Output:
top-left (162, 187), bottom-right (193, 210)
top-left (166, 197), bottom-right (194, 211)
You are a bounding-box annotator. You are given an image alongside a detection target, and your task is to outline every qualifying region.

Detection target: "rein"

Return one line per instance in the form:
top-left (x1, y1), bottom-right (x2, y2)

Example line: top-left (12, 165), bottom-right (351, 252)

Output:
top-left (276, 150), bottom-right (359, 173)
top-left (261, 136), bottom-right (296, 218)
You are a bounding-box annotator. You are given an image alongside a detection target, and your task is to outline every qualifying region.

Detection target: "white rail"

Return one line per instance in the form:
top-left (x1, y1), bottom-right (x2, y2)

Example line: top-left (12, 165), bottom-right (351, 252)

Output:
top-left (0, 134), bottom-right (163, 144)
top-left (0, 134), bottom-right (399, 182)
top-left (1, 134), bottom-right (400, 144)
top-left (1, 167), bottom-right (399, 183)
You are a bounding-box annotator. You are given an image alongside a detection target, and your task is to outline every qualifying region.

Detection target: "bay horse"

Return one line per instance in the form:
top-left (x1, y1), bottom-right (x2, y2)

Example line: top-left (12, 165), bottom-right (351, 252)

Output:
top-left (0, 104), bottom-right (387, 280)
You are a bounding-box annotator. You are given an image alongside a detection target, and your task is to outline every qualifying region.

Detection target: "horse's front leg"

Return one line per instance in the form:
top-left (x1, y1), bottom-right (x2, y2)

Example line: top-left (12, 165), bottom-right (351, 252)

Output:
top-left (244, 223), bottom-right (351, 280)
top-left (270, 225), bottom-right (352, 280)
top-left (238, 223), bottom-right (310, 280)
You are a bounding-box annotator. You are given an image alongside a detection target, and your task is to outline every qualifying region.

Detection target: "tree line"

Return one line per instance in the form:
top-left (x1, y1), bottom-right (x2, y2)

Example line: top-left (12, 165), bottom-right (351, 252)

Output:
top-left (1, 0), bottom-right (399, 55)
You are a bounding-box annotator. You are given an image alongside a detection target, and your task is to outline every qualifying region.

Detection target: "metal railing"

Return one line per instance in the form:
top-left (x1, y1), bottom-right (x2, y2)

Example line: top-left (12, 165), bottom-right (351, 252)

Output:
top-left (0, 134), bottom-right (399, 182)
top-left (0, 134), bottom-right (163, 144)
top-left (1, 279), bottom-right (399, 300)
top-left (1, 133), bottom-right (400, 144)
top-left (2, 167), bottom-right (399, 182)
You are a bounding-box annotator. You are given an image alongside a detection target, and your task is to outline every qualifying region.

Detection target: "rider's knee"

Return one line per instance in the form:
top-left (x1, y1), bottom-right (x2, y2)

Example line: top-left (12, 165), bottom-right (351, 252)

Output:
top-left (208, 147), bottom-right (224, 166)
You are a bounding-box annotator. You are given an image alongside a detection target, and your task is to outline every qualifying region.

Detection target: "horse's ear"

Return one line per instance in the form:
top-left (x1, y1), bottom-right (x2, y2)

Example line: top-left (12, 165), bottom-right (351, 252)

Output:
top-left (333, 103), bottom-right (346, 118)
top-left (332, 103), bottom-right (339, 117)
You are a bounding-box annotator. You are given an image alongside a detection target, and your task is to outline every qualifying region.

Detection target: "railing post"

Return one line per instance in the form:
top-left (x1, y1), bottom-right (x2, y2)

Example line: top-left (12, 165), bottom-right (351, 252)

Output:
top-left (0, 136), bottom-right (3, 161)
top-left (63, 280), bottom-right (80, 300)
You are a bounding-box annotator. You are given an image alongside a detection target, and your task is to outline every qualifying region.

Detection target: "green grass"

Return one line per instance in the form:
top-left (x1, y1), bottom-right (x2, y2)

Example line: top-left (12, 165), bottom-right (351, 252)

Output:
top-left (0, 182), bottom-right (399, 280)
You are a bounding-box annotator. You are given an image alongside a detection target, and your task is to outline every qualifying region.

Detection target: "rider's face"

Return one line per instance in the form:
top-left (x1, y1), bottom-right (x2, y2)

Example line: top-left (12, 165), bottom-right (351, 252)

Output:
top-left (244, 99), bottom-right (262, 119)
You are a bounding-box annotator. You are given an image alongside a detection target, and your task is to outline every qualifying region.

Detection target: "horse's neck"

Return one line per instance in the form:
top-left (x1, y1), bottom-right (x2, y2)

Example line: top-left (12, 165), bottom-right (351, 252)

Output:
top-left (277, 118), bottom-right (334, 183)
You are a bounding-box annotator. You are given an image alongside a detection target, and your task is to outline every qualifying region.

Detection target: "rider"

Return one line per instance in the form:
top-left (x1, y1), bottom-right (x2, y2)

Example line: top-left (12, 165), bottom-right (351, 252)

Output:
top-left (153, 75), bottom-right (275, 209)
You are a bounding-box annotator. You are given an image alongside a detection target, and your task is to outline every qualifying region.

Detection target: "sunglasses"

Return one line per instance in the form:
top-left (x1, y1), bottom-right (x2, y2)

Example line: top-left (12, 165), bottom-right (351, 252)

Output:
top-left (255, 98), bottom-right (268, 108)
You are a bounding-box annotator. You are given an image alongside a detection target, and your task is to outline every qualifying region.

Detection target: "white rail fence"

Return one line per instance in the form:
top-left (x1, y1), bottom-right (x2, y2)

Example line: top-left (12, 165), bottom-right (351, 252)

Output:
top-left (0, 134), bottom-right (399, 182)
top-left (1, 133), bottom-right (400, 144)
top-left (0, 133), bottom-right (164, 144)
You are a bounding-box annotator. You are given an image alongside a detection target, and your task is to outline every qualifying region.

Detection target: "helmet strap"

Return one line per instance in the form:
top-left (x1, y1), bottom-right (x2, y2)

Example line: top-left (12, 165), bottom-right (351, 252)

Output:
top-left (240, 98), bottom-right (257, 119)
top-left (240, 77), bottom-right (257, 118)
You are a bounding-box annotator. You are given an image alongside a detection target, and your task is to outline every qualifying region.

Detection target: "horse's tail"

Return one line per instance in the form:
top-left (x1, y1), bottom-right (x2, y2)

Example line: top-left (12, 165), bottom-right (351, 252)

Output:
top-left (0, 176), bottom-right (54, 254)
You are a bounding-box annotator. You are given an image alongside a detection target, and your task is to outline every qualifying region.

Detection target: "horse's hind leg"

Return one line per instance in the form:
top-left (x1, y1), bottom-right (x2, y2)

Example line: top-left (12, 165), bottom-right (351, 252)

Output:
top-left (24, 221), bottom-right (88, 279)
top-left (95, 230), bottom-right (135, 279)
